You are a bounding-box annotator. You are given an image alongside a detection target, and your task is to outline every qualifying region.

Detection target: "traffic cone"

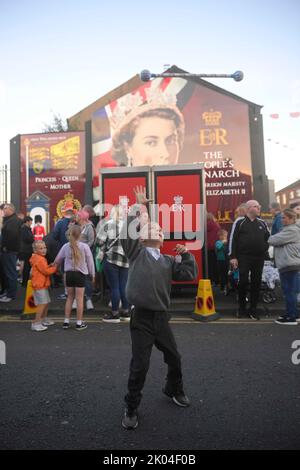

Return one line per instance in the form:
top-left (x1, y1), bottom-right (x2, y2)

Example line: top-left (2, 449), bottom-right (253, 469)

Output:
top-left (22, 280), bottom-right (37, 316)
top-left (192, 279), bottom-right (220, 321)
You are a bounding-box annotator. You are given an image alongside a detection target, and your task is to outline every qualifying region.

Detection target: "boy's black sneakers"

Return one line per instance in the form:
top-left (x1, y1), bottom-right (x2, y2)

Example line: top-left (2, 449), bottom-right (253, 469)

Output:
top-left (76, 322), bottom-right (88, 330)
top-left (62, 322), bottom-right (70, 329)
top-left (122, 408), bottom-right (138, 430)
top-left (162, 386), bottom-right (191, 407)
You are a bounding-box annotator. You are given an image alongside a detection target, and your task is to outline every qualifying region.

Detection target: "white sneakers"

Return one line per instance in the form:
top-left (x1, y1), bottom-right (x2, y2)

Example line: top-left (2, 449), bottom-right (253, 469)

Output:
top-left (86, 299), bottom-right (94, 310)
top-left (31, 318), bottom-right (55, 331)
top-left (31, 323), bottom-right (48, 332)
top-left (0, 296), bottom-right (13, 302)
top-left (42, 318), bottom-right (55, 326)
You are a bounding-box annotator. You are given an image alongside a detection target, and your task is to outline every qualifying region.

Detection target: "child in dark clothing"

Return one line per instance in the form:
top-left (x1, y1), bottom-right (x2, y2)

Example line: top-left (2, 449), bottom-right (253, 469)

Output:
top-left (43, 232), bottom-right (62, 288)
top-left (19, 216), bottom-right (34, 287)
top-left (215, 229), bottom-right (229, 294)
top-left (120, 186), bottom-right (198, 430)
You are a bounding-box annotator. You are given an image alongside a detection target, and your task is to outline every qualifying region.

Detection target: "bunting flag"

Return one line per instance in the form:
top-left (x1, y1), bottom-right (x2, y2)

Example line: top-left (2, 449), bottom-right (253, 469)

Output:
top-left (269, 112), bottom-right (300, 119)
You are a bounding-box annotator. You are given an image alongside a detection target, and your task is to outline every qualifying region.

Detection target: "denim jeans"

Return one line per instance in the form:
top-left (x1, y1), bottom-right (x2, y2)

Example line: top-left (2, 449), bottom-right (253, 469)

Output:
top-left (85, 277), bottom-right (94, 300)
top-left (280, 270), bottom-right (299, 320)
top-left (297, 272), bottom-right (300, 294)
top-left (103, 258), bottom-right (129, 311)
top-left (1, 251), bottom-right (18, 298)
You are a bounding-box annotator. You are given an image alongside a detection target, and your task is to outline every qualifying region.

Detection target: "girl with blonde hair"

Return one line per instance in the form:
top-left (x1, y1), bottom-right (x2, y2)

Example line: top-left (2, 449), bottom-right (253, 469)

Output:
top-left (54, 225), bottom-right (95, 330)
top-left (76, 209), bottom-right (96, 310)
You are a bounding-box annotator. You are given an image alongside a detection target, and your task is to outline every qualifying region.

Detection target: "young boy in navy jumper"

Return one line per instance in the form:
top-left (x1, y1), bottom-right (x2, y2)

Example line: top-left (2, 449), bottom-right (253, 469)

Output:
top-left (120, 186), bottom-right (198, 430)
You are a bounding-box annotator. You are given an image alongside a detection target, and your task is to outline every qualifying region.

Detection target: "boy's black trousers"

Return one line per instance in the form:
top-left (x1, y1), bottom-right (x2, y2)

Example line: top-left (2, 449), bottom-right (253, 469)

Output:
top-left (125, 307), bottom-right (183, 410)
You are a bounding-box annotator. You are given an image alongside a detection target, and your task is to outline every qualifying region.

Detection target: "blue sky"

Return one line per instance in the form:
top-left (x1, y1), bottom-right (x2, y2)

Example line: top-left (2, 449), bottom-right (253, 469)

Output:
top-left (0, 0), bottom-right (299, 192)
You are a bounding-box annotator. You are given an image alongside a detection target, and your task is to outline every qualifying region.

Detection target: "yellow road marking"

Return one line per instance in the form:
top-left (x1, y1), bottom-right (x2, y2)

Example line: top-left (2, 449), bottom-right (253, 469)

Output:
top-left (0, 315), bottom-right (276, 325)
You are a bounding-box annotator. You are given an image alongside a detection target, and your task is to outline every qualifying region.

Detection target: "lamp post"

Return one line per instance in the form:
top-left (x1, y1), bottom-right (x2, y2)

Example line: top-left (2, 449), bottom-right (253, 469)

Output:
top-left (140, 69), bottom-right (244, 82)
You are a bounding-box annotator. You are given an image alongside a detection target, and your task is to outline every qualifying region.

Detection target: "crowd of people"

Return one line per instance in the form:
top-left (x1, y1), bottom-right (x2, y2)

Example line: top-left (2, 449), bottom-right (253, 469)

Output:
top-left (0, 201), bottom-right (131, 329)
top-left (207, 200), bottom-right (300, 324)
top-left (0, 194), bottom-right (300, 430)
top-left (0, 196), bottom-right (300, 331)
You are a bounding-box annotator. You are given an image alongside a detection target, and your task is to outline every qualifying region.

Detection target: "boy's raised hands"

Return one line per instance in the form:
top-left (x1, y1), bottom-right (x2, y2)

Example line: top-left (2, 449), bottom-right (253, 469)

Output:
top-left (133, 186), bottom-right (153, 205)
top-left (173, 244), bottom-right (188, 255)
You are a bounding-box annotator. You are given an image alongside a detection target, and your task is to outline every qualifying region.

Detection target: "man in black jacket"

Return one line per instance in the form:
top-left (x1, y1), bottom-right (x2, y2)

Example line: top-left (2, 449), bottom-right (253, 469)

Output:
top-left (229, 200), bottom-right (270, 320)
top-left (19, 216), bottom-right (34, 287)
top-left (0, 204), bottom-right (22, 302)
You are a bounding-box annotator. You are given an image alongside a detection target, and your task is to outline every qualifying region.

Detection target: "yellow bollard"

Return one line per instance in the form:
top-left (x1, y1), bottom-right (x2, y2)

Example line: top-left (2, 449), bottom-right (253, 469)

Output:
top-left (23, 280), bottom-right (37, 315)
top-left (192, 279), bottom-right (220, 321)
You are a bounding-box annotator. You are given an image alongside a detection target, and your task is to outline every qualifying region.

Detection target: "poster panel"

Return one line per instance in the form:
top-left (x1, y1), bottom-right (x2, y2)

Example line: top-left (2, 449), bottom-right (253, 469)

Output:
top-left (20, 132), bottom-right (85, 230)
top-left (154, 170), bottom-right (204, 283)
top-left (101, 175), bottom-right (149, 212)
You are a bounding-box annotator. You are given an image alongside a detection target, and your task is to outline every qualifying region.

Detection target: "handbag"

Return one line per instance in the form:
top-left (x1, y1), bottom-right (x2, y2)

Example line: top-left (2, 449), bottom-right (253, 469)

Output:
top-left (96, 235), bottom-right (120, 262)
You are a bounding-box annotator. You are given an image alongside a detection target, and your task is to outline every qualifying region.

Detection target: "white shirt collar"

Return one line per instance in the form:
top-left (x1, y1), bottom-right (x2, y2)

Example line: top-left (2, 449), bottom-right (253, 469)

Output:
top-left (145, 247), bottom-right (161, 260)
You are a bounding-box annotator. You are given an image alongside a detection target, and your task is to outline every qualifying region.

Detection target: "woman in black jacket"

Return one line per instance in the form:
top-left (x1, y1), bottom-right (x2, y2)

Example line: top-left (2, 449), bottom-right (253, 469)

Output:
top-left (19, 216), bottom-right (34, 287)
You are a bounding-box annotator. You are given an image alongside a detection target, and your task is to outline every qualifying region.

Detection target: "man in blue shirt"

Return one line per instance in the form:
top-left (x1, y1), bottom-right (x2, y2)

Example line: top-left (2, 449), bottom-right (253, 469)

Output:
top-left (270, 202), bottom-right (283, 235)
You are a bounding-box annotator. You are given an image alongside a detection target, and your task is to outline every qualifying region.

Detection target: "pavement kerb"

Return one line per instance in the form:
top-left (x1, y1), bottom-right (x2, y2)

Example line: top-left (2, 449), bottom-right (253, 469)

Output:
top-left (0, 303), bottom-right (284, 315)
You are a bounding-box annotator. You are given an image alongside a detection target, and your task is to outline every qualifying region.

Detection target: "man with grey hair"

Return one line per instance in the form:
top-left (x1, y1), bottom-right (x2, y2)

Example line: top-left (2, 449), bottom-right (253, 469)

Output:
top-left (0, 203), bottom-right (22, 302)
top-left (229, 200), bottom-right (270, 319)
top-left (270, 202), bottom-right (283, 235)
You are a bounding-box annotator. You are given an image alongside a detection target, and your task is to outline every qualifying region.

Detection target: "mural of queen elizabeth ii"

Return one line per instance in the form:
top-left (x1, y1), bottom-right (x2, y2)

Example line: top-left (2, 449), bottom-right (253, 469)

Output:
top-left (91, 78), bottom-right (187, 202)
top-left (110, 87), bottom-right (185, 167)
